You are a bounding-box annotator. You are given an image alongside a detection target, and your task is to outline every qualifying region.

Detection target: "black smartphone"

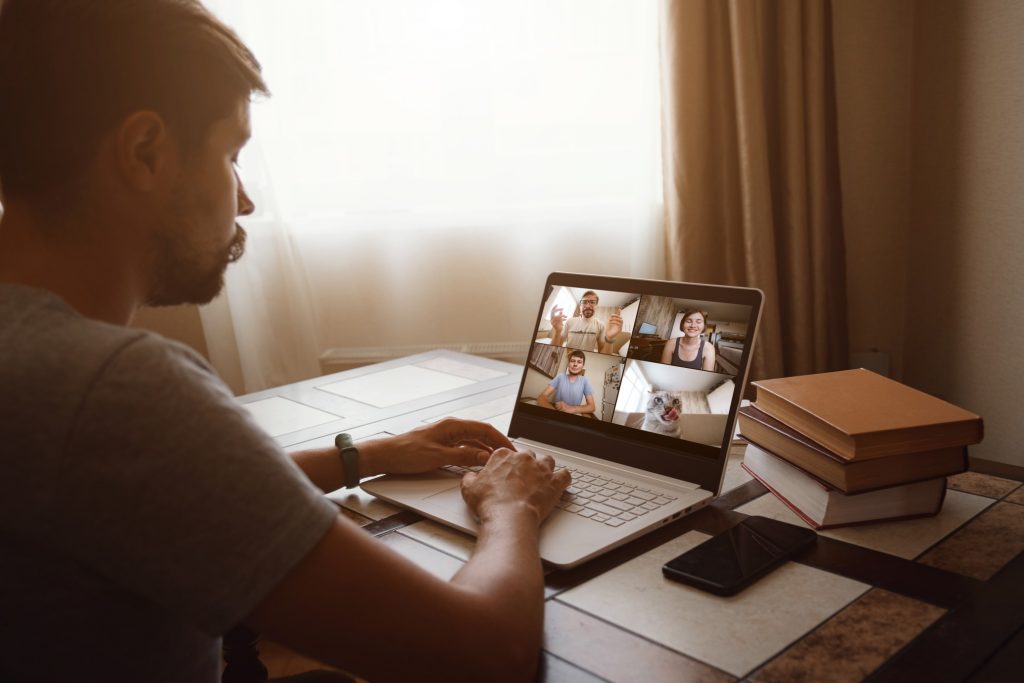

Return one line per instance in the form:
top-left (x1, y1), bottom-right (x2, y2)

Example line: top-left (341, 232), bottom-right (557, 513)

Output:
top-left (662, 516), bottom-right (817, 596)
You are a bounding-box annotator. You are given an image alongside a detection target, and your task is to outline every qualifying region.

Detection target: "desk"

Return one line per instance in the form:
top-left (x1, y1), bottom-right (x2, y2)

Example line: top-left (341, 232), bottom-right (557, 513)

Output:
top-left (237, 351), bottom-right (1024, 682)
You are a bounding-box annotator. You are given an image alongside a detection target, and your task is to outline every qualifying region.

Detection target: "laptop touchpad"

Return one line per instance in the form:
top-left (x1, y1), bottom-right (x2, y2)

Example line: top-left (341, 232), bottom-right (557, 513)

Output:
top-left (424, 486), bottom-right (468, 509)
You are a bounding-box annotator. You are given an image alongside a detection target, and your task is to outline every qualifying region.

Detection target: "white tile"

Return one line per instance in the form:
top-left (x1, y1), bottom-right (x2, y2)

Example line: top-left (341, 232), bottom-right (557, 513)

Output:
top-left (416, 356), bottom-right (509, 381)
top-left (325, 486), bottom-right (401, 521)
top-left (378, 533), bottom-right (465, 581)
top-left (422, 394), bottom-right (517, 424)
top-left (317, 365), bottom-right (477, 407)
top-left (399, 520), bottom-right (477, 562)
top-left (484, 412), bottom-right (513, 434)
top-left (558, 531), bottom-right (868, 678)
top-left (241, 396), bottom-right (340, 437)
top-left (736, 489), bottom-right (994, 560)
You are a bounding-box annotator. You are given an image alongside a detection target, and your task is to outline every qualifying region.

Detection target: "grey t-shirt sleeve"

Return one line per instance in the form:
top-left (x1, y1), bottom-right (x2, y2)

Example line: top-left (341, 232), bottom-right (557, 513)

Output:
top-left (54, 334), bottom-right (339, 636)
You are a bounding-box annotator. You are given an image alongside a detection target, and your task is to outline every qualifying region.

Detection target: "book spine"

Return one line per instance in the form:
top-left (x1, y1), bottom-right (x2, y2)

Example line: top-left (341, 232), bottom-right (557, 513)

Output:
top-left (738, 413), bottom-right (848, 490)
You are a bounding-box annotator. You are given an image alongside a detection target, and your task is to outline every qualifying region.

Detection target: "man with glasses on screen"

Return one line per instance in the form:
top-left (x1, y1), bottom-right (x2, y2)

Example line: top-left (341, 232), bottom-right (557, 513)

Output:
top-left (0, 1), bottom-right (568, 682)
top-left (550, 290), bottom-right (625, 353)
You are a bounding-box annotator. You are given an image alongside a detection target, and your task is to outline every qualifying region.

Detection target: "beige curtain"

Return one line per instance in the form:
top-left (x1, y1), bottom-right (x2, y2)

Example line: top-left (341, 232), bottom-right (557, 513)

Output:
top-left (660, 0), bottom-right (849, 382)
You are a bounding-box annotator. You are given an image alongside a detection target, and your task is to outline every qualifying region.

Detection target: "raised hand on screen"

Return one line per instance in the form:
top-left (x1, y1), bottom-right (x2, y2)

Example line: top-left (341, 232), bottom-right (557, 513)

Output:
top-left (605, 308), bottom-right (623, 340)
top-left (550, 305), bottom-right (566, 333)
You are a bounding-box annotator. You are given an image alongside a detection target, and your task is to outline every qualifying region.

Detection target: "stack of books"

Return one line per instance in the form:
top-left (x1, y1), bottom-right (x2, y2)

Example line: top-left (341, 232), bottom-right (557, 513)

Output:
top-left (738, 368), bottom-right (983, 529)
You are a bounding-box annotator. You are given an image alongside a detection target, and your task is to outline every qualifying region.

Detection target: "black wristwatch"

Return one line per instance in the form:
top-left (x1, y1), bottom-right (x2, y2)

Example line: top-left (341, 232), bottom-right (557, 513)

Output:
top-left (334, 433), bottom-right (360, 489)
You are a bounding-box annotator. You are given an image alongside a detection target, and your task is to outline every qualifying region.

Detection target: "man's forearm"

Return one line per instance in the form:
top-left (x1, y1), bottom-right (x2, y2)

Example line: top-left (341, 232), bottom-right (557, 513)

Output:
top-left (448, 504), bottom-right (545, 680)
top-left (289, 447), bottom-right (346, 492)
top-left (289, 439), bottom-right (394, 492)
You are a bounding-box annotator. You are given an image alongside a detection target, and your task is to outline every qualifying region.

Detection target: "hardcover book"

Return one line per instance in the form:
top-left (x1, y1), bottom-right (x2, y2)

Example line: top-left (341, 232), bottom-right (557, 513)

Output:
top-left (741, 444), bottom-right (948, 529)
top-left (741, 446), bottom-right (946, 532)
top-left (751, 369), bottom-right (983, 460)
top-left (737, 405), bottom-right (968, 493)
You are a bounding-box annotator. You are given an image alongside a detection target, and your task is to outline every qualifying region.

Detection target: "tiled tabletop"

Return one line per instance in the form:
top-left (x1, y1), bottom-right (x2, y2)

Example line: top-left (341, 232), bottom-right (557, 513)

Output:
top-left (238, 351), bottom-right (1024, 682)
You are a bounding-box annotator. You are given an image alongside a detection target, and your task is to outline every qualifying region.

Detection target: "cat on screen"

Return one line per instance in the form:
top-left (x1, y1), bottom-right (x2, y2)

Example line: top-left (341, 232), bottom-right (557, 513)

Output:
top-left (641, 390), bottom-right (682, 438)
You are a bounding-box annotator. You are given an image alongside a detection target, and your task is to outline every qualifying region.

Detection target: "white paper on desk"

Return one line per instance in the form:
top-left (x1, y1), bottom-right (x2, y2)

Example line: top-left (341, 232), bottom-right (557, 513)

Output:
top-left (242, 396), bottom-right (340, 437)
top-left (415, 356), bottom-right (508, 381)
top-left (317, 365), bottom-right (478, 407)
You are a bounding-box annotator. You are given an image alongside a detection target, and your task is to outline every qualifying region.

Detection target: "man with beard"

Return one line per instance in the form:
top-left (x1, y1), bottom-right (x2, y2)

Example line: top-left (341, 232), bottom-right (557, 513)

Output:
top-left (536, 350), bottom-right (596, 416)
top-left (550, 290), bottom-right (624, 353)
top-left (0, 2), bottom-right (568, 682)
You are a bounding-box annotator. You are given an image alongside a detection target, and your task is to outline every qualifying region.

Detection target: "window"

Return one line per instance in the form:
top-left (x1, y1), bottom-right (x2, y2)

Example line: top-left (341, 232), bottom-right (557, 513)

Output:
top-left (207, 0), bottom-right (661, 233)
top-left (618, 361), bottom-right (651, 414)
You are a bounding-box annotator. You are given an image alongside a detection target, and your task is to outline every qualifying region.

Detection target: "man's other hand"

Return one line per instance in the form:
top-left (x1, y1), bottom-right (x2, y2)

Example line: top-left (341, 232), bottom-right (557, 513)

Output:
top-left (549, 305), bottom-right (566, 332)
top-left (606, 308), bottom-right (623, 339)
top-left (359, 418), bottom-right (514, 477)
top-left (460, 449), bottom-right (571, 524)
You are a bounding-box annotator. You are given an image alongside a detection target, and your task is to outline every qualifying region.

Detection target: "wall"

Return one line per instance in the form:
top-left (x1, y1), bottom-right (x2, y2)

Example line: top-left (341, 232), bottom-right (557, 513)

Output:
top-left (635, 295), bottom-right (677, 339)
top-left (834, 0), bottom-right (1024, 467)
top-left (903, 0), bottom-right (1024, 466)
top-left (832, 0), bottom-right (915, 380)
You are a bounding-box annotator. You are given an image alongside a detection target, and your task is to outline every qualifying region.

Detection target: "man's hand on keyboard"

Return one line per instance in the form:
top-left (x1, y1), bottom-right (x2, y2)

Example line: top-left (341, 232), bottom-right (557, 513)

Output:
top-left (357, 418), bottom-right (514, 477)
top-left (460, 449), bottom-right (572, 525)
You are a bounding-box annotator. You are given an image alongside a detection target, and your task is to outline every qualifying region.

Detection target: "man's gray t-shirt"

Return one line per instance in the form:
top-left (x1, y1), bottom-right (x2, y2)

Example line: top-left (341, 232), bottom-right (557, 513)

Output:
top-left (563, 316), bottom-right (604, 351)
top-left (0, 285), bottom-right (340, 682)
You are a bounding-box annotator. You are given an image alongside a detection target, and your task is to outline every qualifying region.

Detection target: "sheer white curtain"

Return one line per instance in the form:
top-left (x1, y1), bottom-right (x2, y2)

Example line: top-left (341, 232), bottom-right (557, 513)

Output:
top-left (204, 0), bottom-right (664, 393)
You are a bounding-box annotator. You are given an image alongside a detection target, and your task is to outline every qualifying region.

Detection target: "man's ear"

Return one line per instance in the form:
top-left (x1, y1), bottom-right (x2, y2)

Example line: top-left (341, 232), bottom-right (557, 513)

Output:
top-left (113, 111), bottom-right (176, 192)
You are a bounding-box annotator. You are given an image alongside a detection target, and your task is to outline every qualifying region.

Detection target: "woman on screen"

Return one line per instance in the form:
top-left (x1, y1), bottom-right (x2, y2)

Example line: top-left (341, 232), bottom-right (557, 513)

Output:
top-left (660, 309), bottom-right (716, 371)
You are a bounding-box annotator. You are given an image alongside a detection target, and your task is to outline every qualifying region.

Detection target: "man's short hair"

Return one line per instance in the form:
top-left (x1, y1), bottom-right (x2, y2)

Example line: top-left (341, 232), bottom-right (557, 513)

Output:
top-left (0, 0), bottom-right (269, 200)
top-left (568, 350), bottom-right (586, 363)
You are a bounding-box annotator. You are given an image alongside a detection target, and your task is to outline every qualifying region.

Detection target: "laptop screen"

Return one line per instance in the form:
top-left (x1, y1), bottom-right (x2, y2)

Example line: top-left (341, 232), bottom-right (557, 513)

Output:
top-left (510, 273), bottom-right (762, 491)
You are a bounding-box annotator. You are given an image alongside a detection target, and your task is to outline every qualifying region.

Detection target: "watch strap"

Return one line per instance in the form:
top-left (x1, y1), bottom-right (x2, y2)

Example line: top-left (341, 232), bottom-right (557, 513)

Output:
top-left (334, 433), bottom-right (360, 489)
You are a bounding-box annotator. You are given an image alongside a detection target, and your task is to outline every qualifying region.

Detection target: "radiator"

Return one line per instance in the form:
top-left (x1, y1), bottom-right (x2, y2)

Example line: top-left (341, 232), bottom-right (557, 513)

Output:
top-left (319, 341), bottom-right (530, 374)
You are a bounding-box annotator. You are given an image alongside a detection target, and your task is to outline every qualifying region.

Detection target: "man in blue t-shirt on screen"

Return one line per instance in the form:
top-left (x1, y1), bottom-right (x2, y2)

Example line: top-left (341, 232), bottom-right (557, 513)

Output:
top-left (537, 350), bottom-right (596, 416)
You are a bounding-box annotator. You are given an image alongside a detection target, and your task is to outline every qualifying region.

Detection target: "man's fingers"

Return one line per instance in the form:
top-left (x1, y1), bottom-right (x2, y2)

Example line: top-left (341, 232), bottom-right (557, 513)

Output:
top-left (435, 418), bottom-right (514, 450)
top-left (456, 438), bottom-right (493, 452)
top-left (535, 453), bottom-right (556, 471)
top-left (443, 446), bottom-right (490, 467)
top-left (553, 468), bottom-right (572, 489)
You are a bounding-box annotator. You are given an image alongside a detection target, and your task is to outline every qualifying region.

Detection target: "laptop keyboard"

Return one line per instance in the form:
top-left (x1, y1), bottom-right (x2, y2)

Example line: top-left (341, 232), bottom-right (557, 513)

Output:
top-left (441, 463), bottom-right (678, 527)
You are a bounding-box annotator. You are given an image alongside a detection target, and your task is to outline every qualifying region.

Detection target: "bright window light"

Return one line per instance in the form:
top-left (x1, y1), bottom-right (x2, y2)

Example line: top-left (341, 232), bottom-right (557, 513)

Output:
top-left (206, 0), bottom-right (661, 232)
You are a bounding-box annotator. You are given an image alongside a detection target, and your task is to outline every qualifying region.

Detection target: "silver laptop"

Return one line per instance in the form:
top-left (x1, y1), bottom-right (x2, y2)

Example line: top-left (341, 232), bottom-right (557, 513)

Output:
top-left (363, 272), bottom-right (763, 568)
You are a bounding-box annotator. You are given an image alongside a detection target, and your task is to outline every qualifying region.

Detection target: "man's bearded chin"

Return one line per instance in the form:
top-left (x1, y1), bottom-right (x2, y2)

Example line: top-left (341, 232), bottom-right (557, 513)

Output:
top-left (146, 225), bottom-right (248, 307)
top-left (582, 308), bottom-right (594, 318)
top-left (226, 224), bottom-right (247, 264)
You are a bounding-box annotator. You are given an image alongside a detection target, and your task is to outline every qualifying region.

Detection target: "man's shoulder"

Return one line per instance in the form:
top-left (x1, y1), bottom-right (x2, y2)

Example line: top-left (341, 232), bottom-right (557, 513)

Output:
top-left (3, 285), bottom-right (203, 362)
top-left (0, 285), bottom-right (215, 404)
